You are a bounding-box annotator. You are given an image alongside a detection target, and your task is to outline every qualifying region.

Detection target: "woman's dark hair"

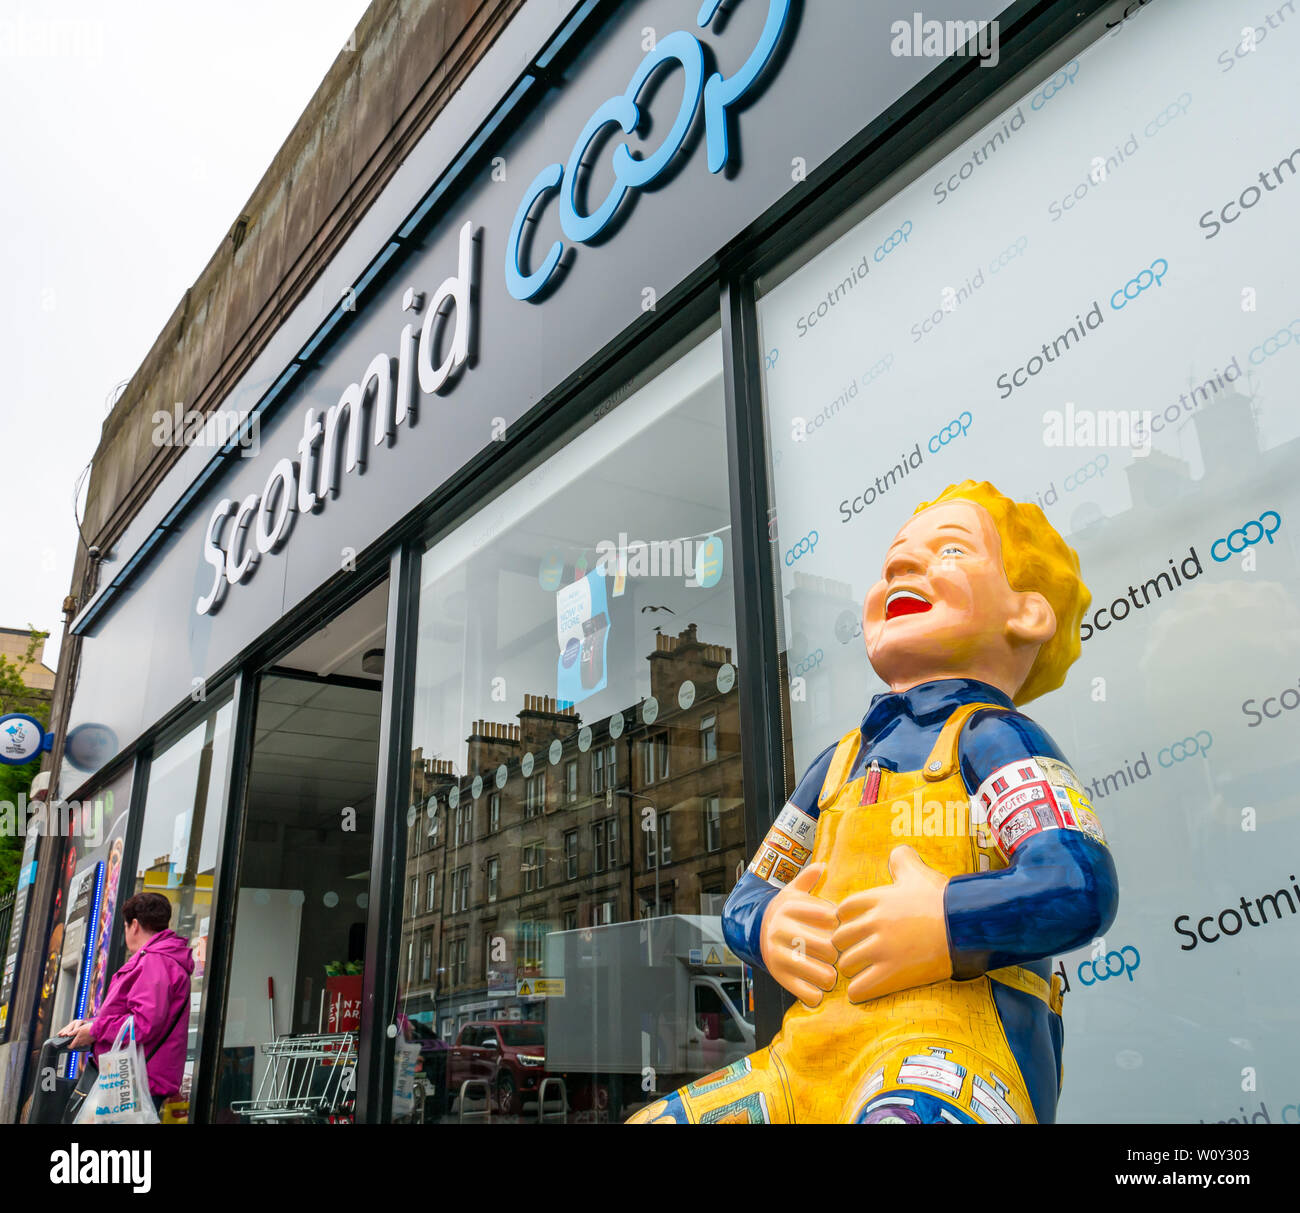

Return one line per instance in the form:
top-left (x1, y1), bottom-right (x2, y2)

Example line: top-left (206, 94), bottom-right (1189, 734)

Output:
top-left (121, 892), bottom-right (172, 933)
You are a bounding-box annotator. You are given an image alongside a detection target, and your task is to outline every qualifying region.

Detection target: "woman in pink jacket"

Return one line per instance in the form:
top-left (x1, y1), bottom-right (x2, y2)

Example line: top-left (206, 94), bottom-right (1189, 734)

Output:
top-left (59, 891), bottom-right (194, 1116)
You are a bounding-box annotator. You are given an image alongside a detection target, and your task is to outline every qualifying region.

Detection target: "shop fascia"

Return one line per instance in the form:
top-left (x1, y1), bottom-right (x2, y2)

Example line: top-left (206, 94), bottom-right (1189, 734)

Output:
top-left (196, 0), bottom-right (794, 617)
top-left (196, 220), bottom-right (478, 617)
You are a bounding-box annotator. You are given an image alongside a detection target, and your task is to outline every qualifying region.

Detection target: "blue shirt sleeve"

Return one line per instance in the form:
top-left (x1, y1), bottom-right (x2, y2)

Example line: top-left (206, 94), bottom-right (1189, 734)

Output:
top-left (944, 709), bottom-right (1119, 979)
top-left (722, 741), bottom-right (836, 972)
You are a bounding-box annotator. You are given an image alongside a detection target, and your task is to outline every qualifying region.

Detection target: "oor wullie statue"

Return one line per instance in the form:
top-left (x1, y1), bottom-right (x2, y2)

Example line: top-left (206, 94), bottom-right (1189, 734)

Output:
top-left (629, 481), bottom-right (1118, 1124)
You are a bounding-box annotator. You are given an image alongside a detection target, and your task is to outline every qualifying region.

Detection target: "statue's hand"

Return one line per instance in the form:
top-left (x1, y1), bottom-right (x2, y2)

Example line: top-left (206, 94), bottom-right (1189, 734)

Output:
top-left (759, 863), bottom-right (839, 1008)
top-left (832, 845), bottom-right (953, 1004)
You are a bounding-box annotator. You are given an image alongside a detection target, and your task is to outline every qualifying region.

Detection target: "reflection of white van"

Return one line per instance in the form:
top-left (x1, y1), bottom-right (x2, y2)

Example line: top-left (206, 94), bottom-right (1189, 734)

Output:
top-left (545, 915), bottom-right (755, 1097)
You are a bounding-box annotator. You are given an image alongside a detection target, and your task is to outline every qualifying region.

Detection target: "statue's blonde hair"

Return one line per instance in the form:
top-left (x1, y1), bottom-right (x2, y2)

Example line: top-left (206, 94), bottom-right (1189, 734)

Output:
top-left (912, 480), bottom-right (1090, 705)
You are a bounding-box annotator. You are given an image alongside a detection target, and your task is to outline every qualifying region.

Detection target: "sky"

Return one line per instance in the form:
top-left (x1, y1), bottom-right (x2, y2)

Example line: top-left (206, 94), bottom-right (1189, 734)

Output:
top-left (0, 0), bottom-right (373, 674)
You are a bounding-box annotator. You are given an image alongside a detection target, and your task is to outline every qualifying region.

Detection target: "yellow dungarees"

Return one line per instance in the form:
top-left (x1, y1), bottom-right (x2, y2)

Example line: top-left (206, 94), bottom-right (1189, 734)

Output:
top-left (630, 702), bottom-right (1063, 1124)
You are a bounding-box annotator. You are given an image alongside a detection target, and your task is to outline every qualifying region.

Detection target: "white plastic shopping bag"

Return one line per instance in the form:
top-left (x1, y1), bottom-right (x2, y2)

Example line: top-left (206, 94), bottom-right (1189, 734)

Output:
top-left (75, 1015), bottom-right (159, 1125)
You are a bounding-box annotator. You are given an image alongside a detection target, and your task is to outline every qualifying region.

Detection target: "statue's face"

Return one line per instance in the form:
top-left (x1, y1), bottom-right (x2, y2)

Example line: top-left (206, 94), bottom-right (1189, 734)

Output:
top-left (863, 499), bottom-right (1027, 684)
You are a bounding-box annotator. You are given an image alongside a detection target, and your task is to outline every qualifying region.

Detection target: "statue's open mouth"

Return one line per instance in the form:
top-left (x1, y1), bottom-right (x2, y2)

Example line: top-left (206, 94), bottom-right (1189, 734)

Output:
top-left (885, 589), bottom-right (932, 620)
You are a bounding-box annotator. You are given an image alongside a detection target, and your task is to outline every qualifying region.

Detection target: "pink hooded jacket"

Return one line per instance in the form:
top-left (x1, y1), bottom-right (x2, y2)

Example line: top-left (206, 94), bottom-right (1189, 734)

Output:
top-left (91, 928), bottom-right (194, 1096)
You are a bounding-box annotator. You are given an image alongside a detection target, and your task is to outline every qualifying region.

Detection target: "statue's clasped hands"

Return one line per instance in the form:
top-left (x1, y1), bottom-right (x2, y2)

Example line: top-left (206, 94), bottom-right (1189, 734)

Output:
top-left (758, 847), bottom-right (954, 1007)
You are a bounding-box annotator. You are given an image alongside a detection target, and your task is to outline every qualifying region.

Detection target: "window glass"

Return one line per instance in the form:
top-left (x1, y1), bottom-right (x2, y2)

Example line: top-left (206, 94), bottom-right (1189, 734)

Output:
top-left (756, 2), bottom-right (1299, 1123)
top-left (392, 327), bottom-right (752, 1123)
top-left (129, 701), bottom-right (234, 1121)
top-left (27, 763), bottom-right (133, 1110)
top-left (216, 669), bottom-right (381, 1124)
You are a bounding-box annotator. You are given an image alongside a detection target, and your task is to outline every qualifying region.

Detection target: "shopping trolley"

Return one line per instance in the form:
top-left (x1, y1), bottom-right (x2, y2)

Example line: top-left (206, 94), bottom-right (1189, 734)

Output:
top-left (231, 1032), bottom-right (357, 1124)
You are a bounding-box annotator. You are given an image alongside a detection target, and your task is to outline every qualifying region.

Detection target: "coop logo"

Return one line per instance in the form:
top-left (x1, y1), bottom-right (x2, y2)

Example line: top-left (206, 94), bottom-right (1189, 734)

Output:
top-left (792, 650), bottom-right (824, 676)
top-left (1077, 945), bottom-right (1140, 985)
top-left (1211, 510), bottom-right (1282, 560)
top-left (785, 531), bottom-right (819, 565)
top-left (1109, 258), bottom-right (1168, 309)
top-left (505, 0), bottom-right (793, 300)
top-left (1158, 732), bottom-right (1212, 766)
top-left (988, 235), bottom-right (1028, 273)
top-left (1248, 320), bottom-right (1300, 364)
top-left (928, 412), bottom-right (972, 452)
top-left (874, 221), bottom-right (913, 261)
top-left (1064, 456), bottom-right (1108, 489)
top-left (1030, 61), bottom-right (1078, 108)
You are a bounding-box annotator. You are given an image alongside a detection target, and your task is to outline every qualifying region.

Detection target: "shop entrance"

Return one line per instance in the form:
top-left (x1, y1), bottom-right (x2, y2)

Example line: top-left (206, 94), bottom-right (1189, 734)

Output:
top-left (213, 582), bottom-right (388, 1123)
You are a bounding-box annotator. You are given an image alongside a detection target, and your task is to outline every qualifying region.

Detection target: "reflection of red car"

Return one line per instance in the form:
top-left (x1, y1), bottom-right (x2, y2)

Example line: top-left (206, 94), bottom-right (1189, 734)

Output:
top-left (447, 1021), bottom-right (547, 1115)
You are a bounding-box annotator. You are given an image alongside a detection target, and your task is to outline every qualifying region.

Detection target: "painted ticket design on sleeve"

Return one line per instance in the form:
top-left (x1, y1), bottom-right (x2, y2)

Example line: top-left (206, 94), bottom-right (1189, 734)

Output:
top-left (974, 759), bottom-right (1107, 857)
top-left (747, 802), bottom-right (818, 887)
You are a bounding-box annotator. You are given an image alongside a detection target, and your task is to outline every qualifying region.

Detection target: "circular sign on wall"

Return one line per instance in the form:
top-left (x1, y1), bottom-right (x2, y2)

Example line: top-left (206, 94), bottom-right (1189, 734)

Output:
top-left (471, 774), bottom-right (484, 800)
top-left (426, 796), bottom-right (438, 818)
top-left (717, 663), bottom-right (736, 694)
top-left (642, 697), bottom-right (659, 726)
top-left (63, 722), bottom-right (117, 772)
top-left (495, 764), bottom-right (508, 789)
top-left (609, 711), bottom-right (624, 740)
top-left (549, 738), bottom-right (563, 765)
top-left (677, 680), bottom-right (696, 711)
top-left (448, 785), bottom-right (460, 809)
top-left (522, 752), bottom-right (535, 778)
top-left (578, 726), bottom-right (593, 752)
top-left (0, 714), bottom-right (44, 766)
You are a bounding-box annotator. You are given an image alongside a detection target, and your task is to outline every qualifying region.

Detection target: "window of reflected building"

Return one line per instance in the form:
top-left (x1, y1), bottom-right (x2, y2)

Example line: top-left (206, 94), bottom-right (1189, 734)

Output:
top-left (389, 326), bottom-right (755, 1124)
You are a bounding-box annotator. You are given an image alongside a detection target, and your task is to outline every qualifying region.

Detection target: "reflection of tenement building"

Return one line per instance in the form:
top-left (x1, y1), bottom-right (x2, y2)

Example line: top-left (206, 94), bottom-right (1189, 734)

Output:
top-left (401, 624), bottom-right (745, 1037)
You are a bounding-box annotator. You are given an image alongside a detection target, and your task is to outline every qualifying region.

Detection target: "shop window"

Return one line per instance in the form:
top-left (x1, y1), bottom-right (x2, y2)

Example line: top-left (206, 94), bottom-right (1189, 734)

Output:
top-left (644, 811), bottom-right (671, 866)
top-left (700, 713), bottom-right (717, 764)
top-left (642, 733), bottom-right (669, 784)
top-left (449, 938), bottom-right (467, 987)
top-left (639, 893), bottom-right (673, 919)
top-left (747, 1), bottom-right (1297, 1125)
top-left (451, 866), bottom-right (471, 912)
top-left (395, 325), bottom-right (749, 1124)
top-left (525, 773), bottom-right (546, 819)
top-left (592, 817), bottom-right (618, 873)
top-left (704, 796), bottom-right (722, 854)
top-left (104, 701), bottom-right (233, 1118)
top-left (524, 843), bottom-right (545, 892)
